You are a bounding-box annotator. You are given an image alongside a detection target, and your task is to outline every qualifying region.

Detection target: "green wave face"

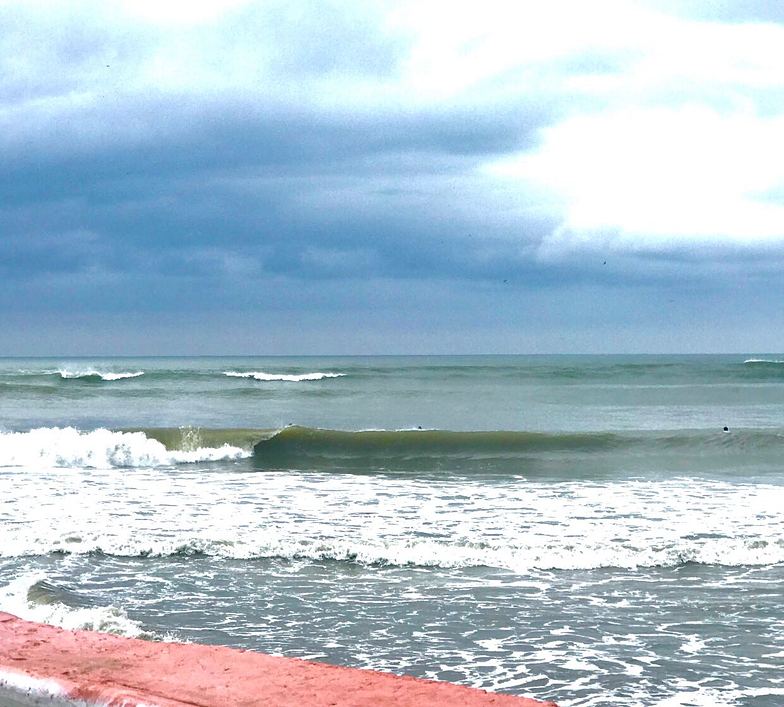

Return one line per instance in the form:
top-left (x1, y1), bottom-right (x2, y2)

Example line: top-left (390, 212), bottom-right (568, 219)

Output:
top-left (250, 426), bottom-right (625, 474)
top-left (253, 427), bottom-right (784, 475)
top-left (118, 425), bottom-right (784, 476)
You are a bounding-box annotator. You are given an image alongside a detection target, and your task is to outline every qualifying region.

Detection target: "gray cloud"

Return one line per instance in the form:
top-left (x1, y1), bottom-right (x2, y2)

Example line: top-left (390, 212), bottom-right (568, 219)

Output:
top-left (2, 0), bottom-right (784, 353)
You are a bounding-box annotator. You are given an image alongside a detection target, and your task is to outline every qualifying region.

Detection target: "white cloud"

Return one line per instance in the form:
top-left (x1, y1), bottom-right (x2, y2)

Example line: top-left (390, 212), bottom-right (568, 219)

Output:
top-left (491, 106), bottom-right (784, 250)
top-left (390, 0), bottom-right (652, 101)
top-left (481, 8), bottom-right (784, 255)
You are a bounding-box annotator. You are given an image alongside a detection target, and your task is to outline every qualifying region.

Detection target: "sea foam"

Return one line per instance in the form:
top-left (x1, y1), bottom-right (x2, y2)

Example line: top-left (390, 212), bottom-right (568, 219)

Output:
top-left (4, 532), bottom-right (784, 571)
top-left (0, 574), bottom-right (153, 639)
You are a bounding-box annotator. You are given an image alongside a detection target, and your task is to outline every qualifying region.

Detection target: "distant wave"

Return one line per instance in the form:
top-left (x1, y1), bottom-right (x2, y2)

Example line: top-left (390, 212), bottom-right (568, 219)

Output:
top-left (0, 427), bottom-right (251, 469)
top-left (744, 359), bottom-right (784, 365)
top-left (55, 368), bottom-right (145, 381)
top-left (224, 371), bottom-right (346, 382)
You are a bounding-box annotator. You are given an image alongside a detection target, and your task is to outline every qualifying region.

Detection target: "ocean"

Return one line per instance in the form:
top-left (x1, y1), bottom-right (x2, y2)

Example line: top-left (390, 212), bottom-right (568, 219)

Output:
top-left (1, 355), bottom-right (783, 706)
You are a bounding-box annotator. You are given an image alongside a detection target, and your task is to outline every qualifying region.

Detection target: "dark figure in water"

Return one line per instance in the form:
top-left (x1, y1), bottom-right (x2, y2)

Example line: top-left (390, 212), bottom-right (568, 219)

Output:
top-left (723, 426), bottom-right (729, 432)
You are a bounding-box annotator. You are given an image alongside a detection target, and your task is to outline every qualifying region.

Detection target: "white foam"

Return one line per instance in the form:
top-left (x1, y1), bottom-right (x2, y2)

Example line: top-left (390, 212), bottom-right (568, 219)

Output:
top-left (0, 669), bottom-right (75, 706)
top-left (0, 427), bottom-right (250, 469)
top-left (678, 635), bottom-right (707, 654)
top-left (55, 368), bottom-right (144, 381)
top-left (0, 574), bottom-right (149, 640)
top-left (5, 528), bottom-right (784, 571)
top-left (743, 358), bottom-right (784, 364)
top-left (652, 685), bottom-right (737, 706)
top-left (2, 468), bottom-right (784, 571)
top-left (94, 371), bottom-right (144, 381)
top-left (223, 371), bottom-right (345, 382)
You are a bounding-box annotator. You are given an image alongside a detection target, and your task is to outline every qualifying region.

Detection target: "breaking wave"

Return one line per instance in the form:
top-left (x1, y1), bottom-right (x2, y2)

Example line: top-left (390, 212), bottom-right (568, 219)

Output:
top-left (0, 427), bottom-right (250, 469)
top-left (5, 535), bottom-right (784, 571)
top-left (55, 368), bottom-right (145, 381)
top-left (4, 425), bottom-right (781, 473)
top-left (0, 574), bottom-right (158, 639)
top-left (224, 371), bottom-right (345, 382)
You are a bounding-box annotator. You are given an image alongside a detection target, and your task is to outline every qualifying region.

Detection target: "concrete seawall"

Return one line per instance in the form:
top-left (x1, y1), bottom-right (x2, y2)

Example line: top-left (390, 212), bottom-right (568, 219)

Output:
top-left (0, 612), bottom-right (558, 706)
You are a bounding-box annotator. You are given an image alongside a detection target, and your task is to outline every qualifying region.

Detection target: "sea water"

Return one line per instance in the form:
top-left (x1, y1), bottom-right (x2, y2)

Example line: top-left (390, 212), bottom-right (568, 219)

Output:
top-left (1, 355), bottom-right (783, 706)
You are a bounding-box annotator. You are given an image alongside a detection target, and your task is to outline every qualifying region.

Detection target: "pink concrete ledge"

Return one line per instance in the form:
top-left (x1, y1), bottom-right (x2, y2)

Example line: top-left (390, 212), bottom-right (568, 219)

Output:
top-left (0, 612), bottom-right (557, 707)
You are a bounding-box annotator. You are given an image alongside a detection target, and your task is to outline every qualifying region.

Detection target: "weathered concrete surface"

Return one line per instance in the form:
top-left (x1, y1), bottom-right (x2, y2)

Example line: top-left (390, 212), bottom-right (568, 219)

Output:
top-left (0, 612), bottom-right (558, 706)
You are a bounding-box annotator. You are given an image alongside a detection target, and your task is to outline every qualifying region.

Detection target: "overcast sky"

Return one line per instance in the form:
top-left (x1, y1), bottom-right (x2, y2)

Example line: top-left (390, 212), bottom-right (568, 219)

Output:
top-left (2, 0), bottom-right (784, 354)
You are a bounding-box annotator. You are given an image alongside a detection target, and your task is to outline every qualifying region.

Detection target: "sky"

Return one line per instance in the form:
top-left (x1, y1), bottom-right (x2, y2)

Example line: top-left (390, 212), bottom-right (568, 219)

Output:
top-left (2, 0), bottom-right (784, 354)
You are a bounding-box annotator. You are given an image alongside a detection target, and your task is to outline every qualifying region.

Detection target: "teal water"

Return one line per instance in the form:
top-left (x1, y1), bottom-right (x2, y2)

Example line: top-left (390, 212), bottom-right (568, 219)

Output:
top-left (1, 355), bottom-right (784, 705)
top-left (3, 354), bottom-right (784, 432)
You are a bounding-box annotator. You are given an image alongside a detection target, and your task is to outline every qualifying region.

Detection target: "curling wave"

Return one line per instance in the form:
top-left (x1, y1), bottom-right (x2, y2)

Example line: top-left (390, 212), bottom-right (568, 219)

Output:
top-left (4, 425), bottom-right (782, 473)
top-left (249, 425), bottom-right (784, 472)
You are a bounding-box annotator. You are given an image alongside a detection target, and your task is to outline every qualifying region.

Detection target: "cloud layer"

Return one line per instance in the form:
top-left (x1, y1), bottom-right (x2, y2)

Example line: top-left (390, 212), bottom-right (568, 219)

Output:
top-left (2, 0), bottom-right (784, 353)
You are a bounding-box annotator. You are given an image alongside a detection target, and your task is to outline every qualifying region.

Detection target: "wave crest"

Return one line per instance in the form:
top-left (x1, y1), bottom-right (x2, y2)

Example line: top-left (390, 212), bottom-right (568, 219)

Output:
top-left (224, 371), bottom-right (345, 382)
top-left (55, 368), bottom-right (144, 381)
top-left (6, 534), bottom-right (783, 571)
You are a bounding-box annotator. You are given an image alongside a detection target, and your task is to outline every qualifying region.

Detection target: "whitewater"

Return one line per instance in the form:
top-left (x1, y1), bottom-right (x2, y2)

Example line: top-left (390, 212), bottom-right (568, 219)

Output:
top-left (2, 354), bottom-right (784, 706)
